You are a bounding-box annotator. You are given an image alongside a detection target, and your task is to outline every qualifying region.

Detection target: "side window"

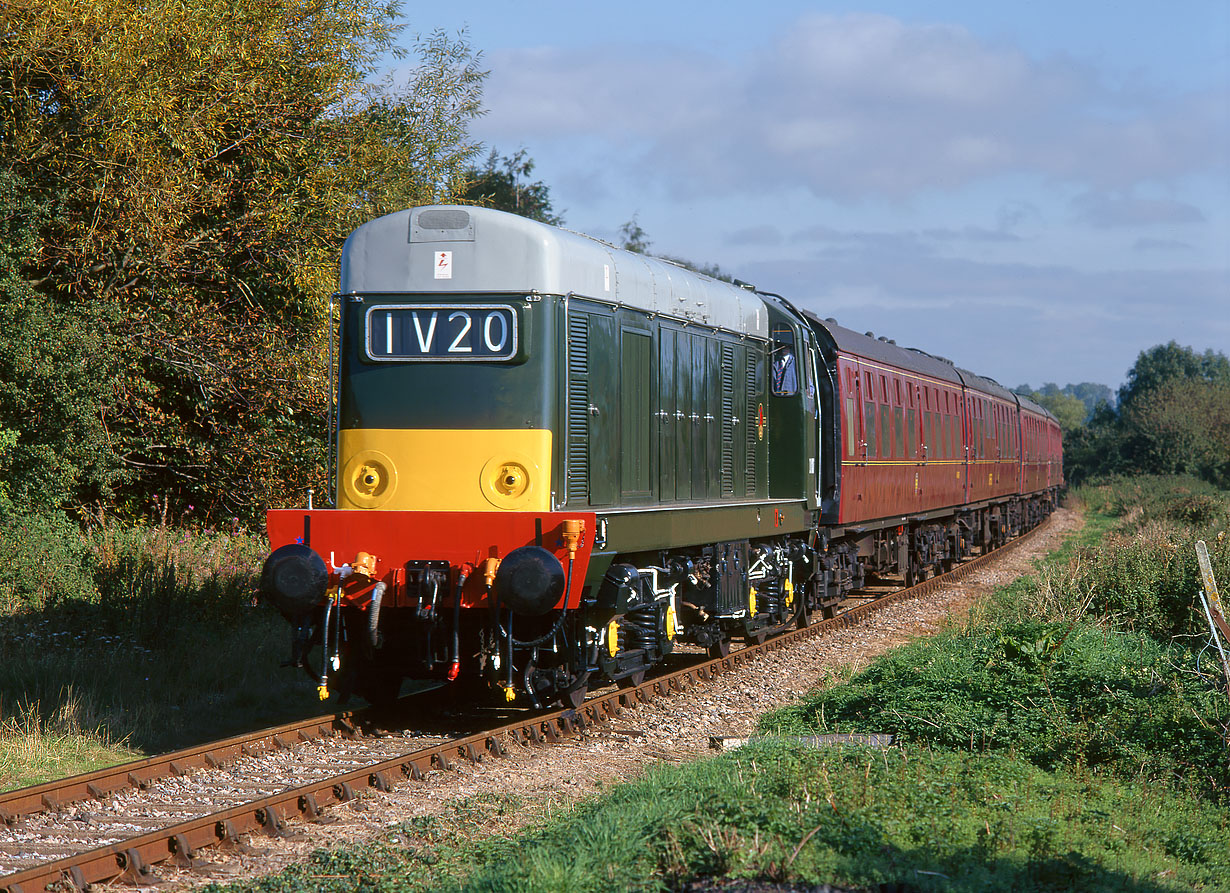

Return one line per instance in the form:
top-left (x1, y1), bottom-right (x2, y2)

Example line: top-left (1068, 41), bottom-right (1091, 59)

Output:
top-left (770, 327), bottom-right (797, 396)
top-left (894, 406), bottom-right (904, 458)
top-left (865, 400), bottom-right (877, 458)
top-left (845, 396), bottom-right (856, 456)
top-left (880, 404), bottom-right (891, 459)
top-left (906, 408), bottom-right (916, 459)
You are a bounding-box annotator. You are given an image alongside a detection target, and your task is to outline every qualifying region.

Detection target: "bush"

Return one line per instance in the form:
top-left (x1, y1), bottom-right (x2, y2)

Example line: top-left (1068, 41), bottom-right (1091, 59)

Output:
top-left (1012, 476), bottom-right (1230, 641)
top-left (762, 622), bottom-right (1230, 802)
top-left (0, 509), bottom-right (97, 612)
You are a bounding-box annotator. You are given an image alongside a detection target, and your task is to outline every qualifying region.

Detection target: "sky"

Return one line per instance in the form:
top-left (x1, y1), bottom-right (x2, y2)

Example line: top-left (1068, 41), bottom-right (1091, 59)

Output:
top-left (400, 1), bottom-right (1229, 393)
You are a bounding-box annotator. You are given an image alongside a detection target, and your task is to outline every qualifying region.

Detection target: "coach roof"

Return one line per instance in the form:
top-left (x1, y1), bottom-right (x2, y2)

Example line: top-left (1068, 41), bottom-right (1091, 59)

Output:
top-left (339, 205), bottom-right (770, 339)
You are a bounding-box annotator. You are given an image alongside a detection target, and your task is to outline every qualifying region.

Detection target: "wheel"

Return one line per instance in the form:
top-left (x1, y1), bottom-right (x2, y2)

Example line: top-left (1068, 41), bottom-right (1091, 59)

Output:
top-left (707, 639), bottom-right (731, 659)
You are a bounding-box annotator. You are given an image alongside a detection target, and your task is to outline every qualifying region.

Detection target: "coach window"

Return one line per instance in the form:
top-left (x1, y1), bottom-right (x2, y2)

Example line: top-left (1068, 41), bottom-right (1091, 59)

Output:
top-left (880, 404), bottom-right (892, 459)
top-left (770, 328), bottom-right (797, 396)
top-left (865, 398), bottom-right (877, 458)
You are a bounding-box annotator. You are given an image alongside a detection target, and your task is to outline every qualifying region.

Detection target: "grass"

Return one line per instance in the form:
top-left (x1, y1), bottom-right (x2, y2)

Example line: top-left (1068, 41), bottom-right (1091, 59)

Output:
top-left (206, 475), bottom-right (1230, 892)
top-left (211, 744), bottom-right (1230, 892)
top-left (0, 513), bottom-right (328, 790)
top-left (0, 692), bottom-right (141, 789)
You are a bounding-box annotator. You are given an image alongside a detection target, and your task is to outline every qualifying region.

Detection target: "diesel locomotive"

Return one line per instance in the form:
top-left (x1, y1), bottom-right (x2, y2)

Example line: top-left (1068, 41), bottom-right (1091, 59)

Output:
top-left (260, 205), bottom-right (1063, 706)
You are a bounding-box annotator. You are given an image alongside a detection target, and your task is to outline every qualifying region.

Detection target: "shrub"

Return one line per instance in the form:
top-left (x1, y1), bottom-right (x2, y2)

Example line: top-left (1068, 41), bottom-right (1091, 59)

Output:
top-left (762, 622), bottom-right (1230, 802)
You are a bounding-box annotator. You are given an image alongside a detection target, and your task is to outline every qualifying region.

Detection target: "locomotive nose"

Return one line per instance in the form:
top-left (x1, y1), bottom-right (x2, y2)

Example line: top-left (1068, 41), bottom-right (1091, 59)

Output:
top-left (261, 543), bottom-right (328, 620)
top-left (494, 545), bottom-right (566, 616)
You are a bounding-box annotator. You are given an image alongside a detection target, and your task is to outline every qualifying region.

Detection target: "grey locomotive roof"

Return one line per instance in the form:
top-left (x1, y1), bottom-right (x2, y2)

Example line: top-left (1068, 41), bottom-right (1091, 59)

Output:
top-left (339, 205), bottom-right (770, 339)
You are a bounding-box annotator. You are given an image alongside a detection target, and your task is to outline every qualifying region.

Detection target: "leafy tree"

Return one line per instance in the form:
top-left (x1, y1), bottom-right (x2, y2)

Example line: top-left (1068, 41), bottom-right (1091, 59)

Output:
top-left (0, 171), bottom-right (125, 512)
top-left (1117, 341), bottom-right (1230, 413)
top-left (1066, 382), bottom-right (1115, 414)
top-left (1013, 385), bottom-right (1088, 435)
top-left (1121, 378), bottom-right (1230, 487)
top-left (2, 3), bottom-right (486, 519)
top-left (462, 148), bottom-right (561, 224)
top-left (1062, 343), bottom-right (1230, 487)
top-left (1036, 392), bottom-right (1088, 435)
top-left (619, 215), bottom-right (652, 254)
top-left (1013, 381), bottom-right (1115, 422)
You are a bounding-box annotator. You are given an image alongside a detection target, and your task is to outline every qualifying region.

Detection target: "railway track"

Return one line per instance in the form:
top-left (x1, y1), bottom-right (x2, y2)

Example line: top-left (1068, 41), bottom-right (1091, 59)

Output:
top-left (0, 518), bottom-right (1050, 893)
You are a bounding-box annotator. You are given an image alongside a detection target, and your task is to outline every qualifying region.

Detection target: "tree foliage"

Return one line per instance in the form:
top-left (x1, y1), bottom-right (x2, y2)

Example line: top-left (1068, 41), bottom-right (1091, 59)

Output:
top-left (618, 215), bottom-right (652, 254)
top-left (1012, 386), bottom-right (1088, 435)
top-left (462, 148), bottom-right (561, 224)
top-left (1013, 381), bottom-right (1114, 424)
top-left (0, 170), bottom-right (125, 513)
top-left (1063, 342), bottom-right (1230, 488)
top-left (1118, 341), bottom-right (1230, 413)
top-left (1, 1), bottom-right (486, 519)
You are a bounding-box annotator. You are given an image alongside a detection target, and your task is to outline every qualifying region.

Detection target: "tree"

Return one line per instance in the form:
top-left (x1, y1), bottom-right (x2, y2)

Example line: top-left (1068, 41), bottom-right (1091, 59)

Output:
top-left (1061, 343), bottom-right (1230, 487)
top-left (1013, 381), bottom-right (1115, 422)
top-left (1117, 341), bottom-right (1230, 413)
top-left (1066, 382), bottom-right (1115, 415)
top-left (1013, 384), bottom-right (1089, 435)
top-left (1122, 378), bottom-right (1230, 487)
top-left (2, 3), bottom-right (486, 519)
top-left (462, 148), bottom-right (561, 224)
top-left (0, 171), bottom-right (125, 512)
top-left (619, 216), bottom-right (652, 254)
top-left (1037, 392), bottom-right (1088, 435)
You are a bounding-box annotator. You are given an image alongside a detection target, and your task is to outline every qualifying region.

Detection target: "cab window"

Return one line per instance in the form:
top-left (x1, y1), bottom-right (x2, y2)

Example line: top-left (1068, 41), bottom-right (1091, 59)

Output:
top-left (770, 328), bottom-right (797, 396)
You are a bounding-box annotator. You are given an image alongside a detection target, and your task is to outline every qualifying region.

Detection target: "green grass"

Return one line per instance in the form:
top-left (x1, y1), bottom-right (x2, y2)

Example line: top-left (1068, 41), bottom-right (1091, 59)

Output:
top-left (211, 744), bottom-right (1230, 893)
top-left (760, 622), bottom-right (1230, 802)
top-left (0, 518), bottom-right (329, 790)
top-left (0, 694), bottom-right (142, 789)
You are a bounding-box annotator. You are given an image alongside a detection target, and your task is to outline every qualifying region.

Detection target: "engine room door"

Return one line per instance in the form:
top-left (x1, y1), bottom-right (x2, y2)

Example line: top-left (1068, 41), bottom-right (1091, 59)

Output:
top-left (657, 329), bottom-right (677, 502)
top-left (586, 314), bottom-right (616, 506)
top-left (673, 331), bottom-right (693, 501)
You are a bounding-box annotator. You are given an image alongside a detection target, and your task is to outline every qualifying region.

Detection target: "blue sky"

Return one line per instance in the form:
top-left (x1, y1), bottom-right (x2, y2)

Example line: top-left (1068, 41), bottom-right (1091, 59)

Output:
top-left (401, 1), bottom-right (1229, 392)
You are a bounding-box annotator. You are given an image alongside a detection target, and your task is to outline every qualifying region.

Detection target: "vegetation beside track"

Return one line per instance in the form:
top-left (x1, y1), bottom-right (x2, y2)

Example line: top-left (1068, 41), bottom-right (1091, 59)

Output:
top-left (0, 520), bottom-right (325, 790)
top-left (211, 476), bottom-right (1230, 892)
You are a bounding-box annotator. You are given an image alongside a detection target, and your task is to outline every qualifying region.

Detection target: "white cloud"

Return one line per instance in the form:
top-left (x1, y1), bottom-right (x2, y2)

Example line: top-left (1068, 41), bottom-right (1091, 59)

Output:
top-left (474, 14), bottom-right (1228, 202)
top-left (1071, 191), bottom-right (1206, 228)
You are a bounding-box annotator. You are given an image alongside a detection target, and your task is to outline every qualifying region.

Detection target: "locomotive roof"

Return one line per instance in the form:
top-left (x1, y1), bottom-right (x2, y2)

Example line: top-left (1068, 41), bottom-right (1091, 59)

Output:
top-left (802, 312), bottom-right (1057, 422)
top-left (339, 206), bottom-right (770, 339)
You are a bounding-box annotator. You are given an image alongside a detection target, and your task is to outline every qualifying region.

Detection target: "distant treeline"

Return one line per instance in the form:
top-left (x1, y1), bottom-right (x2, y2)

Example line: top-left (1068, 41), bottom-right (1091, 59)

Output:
top-left (1019, 343), bottom-right (1229, 488)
